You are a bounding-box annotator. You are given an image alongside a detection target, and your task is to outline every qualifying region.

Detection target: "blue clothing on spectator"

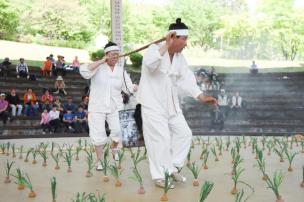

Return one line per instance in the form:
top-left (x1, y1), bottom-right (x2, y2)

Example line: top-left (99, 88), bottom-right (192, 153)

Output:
top-left (63, 103), bottom-right (77, 112)
top-left (75, 111), bottom-right (86, 119)
top-left (63, 113), bottom-right (74, 121)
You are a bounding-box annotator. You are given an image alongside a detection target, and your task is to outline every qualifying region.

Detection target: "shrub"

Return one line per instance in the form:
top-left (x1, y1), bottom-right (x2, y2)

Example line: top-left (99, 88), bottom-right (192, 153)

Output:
top-left (130, 52), bottom-right (143, 68)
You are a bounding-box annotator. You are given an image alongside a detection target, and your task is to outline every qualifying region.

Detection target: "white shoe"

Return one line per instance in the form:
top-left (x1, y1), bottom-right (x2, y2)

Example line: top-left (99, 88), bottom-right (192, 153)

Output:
top-left (155, 179), bottom-right (175, 189)
top-left (96, 163), bottom-right (103, 171)
top-left (42, 131), bottom-right (46, 135)
top-left (171, 172), bottom-right (186, 183)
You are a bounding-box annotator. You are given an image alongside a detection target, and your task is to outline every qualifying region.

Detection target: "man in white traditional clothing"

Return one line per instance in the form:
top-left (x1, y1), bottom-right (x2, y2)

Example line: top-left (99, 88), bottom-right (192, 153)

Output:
top-left (137, 18), bottom-right (217, 188)
top-left (80, 42), bottom-right (137, 170)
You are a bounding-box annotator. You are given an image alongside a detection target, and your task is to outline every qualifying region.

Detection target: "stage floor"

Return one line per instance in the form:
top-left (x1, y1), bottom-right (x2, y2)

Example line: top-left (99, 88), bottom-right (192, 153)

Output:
top-left (0, 137), bottom-right (303, 202)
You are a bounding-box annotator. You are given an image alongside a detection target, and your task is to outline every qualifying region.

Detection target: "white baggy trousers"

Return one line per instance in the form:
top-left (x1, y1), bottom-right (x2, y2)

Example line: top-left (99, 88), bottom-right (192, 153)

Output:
top-left (88, 111), bottom-right (121, 146)
top-left (142, 107), bottom-right (192, 180)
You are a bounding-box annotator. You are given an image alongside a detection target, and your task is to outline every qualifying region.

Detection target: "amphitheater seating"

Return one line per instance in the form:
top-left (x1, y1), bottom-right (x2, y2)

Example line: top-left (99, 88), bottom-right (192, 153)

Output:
top-left (1, 65), bottom-right (303, 139)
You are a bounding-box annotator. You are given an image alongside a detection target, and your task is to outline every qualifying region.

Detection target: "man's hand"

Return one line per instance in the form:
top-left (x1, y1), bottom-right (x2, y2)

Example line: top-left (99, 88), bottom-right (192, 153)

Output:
top-left (159, 32), bottom-right (176, 56)
top-left (198, 94), bottom-right (217, 106)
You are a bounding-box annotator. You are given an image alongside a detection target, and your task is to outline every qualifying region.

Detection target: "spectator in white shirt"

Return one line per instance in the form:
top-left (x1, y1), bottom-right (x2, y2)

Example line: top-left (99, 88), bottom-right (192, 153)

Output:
top-left (231, 92), bottom-right (242, 115)
top-left (16, 58), bottom-right (29, 79)
top-left (218, 89), bottom-right (230, 117)
top-left (250, 60), bottom-right (258, 74)
top-left (48, 105), bottom-right (61, 133)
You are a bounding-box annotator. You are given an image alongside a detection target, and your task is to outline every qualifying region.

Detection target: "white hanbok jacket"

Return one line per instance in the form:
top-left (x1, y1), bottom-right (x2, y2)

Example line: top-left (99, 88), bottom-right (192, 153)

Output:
top-left (137, 43), bottom-right (201, 117)
top-left (80, 63), bottom-right (134, 113)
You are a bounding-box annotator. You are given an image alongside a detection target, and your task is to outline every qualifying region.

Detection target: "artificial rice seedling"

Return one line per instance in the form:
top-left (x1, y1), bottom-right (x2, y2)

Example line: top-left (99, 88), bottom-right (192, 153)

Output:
top-left (188, 161), bottom-right (202, 186)
top-left (18, 145), bottom-right (23, 159)
top-left (12, 144), bottom-right (16, 158)
top-left (24, 148), bottom-right (33, 162)
top-left (242, 136), bottom-right (247, 149)
top-left (86, 150), bottom-right (94, 177)
top-left (130, 167), bottom-right (145, 194)
top-left (51, 153), bottom-right (60, 170)
top-left (64, 148), bottom-right (73, 173)
top-left (51, 142), bottom-right (55, 154)
top-left (20, 173), bottom-right (36, 198)
top-left (211, 146), bottom-right (219, 161)
top-left (6, 142), bottom-right (10, 156)
top-left (117, 148), bottom-right (125, 169)
top-left (51, 177), bottom-right (57, 202)
top-left (274, 146), bottom-right (285, 163)
top-left (39, 150), bottom-right (48, 167)
top-left (11, 168), bottom-right (25, 190)
top-left (265, 170), bottom-right (284, 202)
top-left (231, 167), bottom-right (245, 195)
top-left (75, 146), bottom-right (81, 161)
top-left (256, 148), bottom-right (268, 181)
top-left (200, 145), bottom-right (207, 160)
top-left (203, 150), bottom-right (209, 170)
top-left (31, 149), bottom-right (38, 164)
top-left (4, 160), bottom-right (14, 183)
top-left (109, 163), bottom-right (123, 187)
top-left (234, 137), bottom-right (241, 154)
top-left (160, 170), bottom-right (173, 201)
top-left (267, 140), bottom-right (274, 156)
top-left (101, 144), bottom-right (110, 182)
top-left (235, 187), bottom-right (255, 202)
top-left (284, 149), bottom-right (298, 172)
top-left (232, 154), bottom-right (243, 176)
top-left (301, 141), bottom-right (304, 153)
top-left (261, 136), bottom-right (268, 151)
top-left (132, 147), bottom-right (146, 168)
top-left (199, 181), bottom-right (214, 202)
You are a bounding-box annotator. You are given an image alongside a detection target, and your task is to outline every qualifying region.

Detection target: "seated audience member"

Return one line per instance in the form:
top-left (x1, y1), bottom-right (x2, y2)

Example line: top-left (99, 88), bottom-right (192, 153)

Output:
top-left (6, 88), bottom-right (23, 117)
top-left (231, 92), bottom-right (242, 115)
top-left (40, 109), bottom-right (50, 134)
top-left (250, 60), bottom-right (258, 74)
top-left (41, 89), bottom-right (53, 111)
top-left (41, 57), bottom-right (52, 77)
top-left (218, 89), bottom-right (230, 118)
top-left (23, 88), bottom-right (39, 116)
top-left (80, 96), bottom-right (89, 113)
top-left (54, 55), bottom-right (66, 76)
top-left (53, 96), bottom-right (64, 119)
top-left (63, 109), bottom-right (75, 133)
top-left (16, 58), bottom-right (29, 79)
top-left (70, 56), bottom-right (80, 73)
top-left (0, 57), bottom-right (12, 79)
top-left (74, 106), bottom-right (88, 133)
top-left (63, 96), bottom-right (77, 113)
top-left (0, 93), bottom-right (10, 124)
top-left (48, 105), bottom-right (60, 133)
top-left (54, 76), bottom-right (67, 95)
top-left (208, 67), bottom-right (220, 90)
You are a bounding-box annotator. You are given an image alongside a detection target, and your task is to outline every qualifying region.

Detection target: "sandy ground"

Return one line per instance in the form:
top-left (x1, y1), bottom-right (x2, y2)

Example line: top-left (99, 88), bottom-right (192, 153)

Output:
top-left (0, 136), bottom-right (303, 202)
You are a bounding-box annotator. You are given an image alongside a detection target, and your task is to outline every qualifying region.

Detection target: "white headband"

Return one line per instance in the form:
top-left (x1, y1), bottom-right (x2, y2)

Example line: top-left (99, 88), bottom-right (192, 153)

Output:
top-left (168, 29), bottom-right (189, 36)
top-left (104, 45), bottom-right (120, 53)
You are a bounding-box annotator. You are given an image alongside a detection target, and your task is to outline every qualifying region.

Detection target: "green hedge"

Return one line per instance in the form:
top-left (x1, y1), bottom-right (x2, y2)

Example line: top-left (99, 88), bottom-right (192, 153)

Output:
top-left (129, 52), bottom-right (143, 68)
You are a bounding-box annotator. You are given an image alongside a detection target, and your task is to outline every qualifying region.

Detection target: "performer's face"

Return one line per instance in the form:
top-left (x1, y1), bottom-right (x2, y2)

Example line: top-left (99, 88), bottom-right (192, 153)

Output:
top-left (106, 51), bottom-right (119, 67)
top-left (172, 36), bottom-right (188, 53)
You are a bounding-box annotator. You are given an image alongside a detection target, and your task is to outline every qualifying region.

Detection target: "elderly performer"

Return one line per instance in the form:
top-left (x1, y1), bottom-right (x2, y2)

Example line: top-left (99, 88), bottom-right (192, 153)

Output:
top-left (137, 18), bottom-right (217, 188)
top-left (80, 42), bottom-right (137, 170)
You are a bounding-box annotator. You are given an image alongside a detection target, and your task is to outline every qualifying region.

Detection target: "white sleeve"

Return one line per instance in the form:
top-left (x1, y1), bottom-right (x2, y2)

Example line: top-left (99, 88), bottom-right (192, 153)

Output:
top-left (142, 44), bottom-right (163, 73)
top-left (79, 64), bottom-right (98, 79)
top-left (25, 64), bottom-right (29, 73)
top-left (122, 70), bottom-right (134, 95)
top-left (176, 57), bottom-right (202, 99)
